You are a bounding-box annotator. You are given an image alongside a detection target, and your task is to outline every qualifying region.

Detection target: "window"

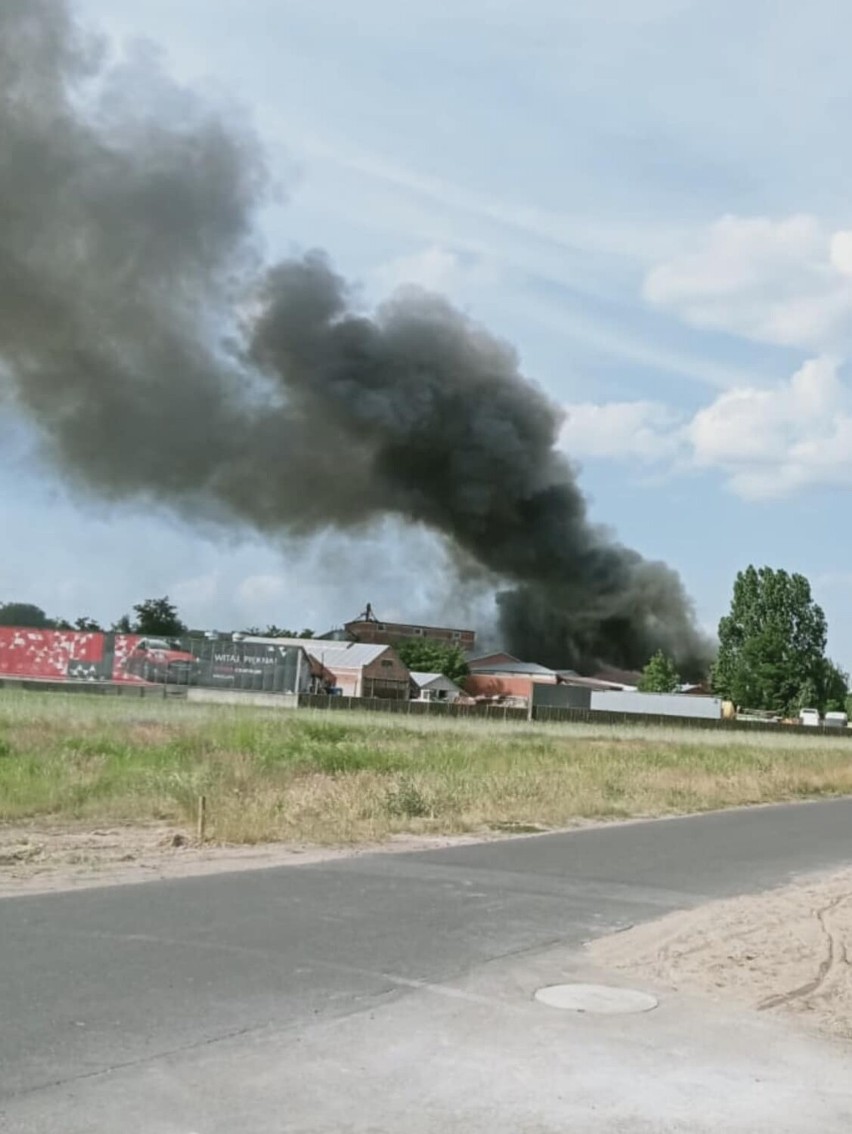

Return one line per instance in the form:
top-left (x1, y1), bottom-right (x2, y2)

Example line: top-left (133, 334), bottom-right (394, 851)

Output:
top-left (452, 631), bottom-right (461, 640)
top-left (414, 627), bottom-right (425, 636)
top-left (380, 659), bottom-right (394, 668)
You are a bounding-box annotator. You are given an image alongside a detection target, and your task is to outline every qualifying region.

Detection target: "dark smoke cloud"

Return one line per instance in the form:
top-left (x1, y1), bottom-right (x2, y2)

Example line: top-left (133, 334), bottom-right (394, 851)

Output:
top-left (0, 1), bottom-right (711, 675)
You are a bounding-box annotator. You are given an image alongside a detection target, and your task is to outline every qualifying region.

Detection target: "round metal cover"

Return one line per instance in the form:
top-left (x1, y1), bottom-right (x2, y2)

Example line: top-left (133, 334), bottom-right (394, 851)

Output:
top-left (534, 983), bottom-right (658, 1015)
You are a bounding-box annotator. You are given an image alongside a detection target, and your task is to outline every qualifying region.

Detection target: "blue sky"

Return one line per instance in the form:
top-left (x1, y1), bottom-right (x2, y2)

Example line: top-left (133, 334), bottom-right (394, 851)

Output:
top-left (4, 0), bottom-right (852, 663)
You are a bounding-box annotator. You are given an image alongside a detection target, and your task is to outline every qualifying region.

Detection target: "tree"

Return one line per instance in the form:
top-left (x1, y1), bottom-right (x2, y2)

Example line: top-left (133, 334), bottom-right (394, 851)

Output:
top-left (397, 638), bottom-right (469, 683)
top-left (129, 597), bottom-right (187, 637)
top-left (0, 602), bottom-right (53, 628)
top-left (74, 616), bottom-right (103, 632)
top-left (638, 650), bottom-right (680, 693)
top-left (712, 566), bottom-right (833, 715)
top-left (821, 660), bottom-right (849, 713)
top-left (112, 614), bottom-right (134, 633)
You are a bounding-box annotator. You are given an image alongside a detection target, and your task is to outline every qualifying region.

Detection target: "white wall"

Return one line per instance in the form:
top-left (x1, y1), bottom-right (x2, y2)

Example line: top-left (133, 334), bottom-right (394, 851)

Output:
top-left (590, 690), bottom-right (722, 720)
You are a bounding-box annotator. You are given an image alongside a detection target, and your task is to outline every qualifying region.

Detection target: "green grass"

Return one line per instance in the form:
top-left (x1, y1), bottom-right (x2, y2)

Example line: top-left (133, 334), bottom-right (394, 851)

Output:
top-left (1, 691), bottom-right (851, 845)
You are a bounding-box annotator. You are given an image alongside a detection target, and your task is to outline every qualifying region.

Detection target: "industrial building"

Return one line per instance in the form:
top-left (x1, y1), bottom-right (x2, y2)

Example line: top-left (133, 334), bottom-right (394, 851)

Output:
top-left (464, 653), bottom-right (560, 704)
top-left (340, 603), bottom-right (476, 652)
top-left (239, 636), bottom-right (411, 699)
top-left (462, 652), bottom-right (721, 720)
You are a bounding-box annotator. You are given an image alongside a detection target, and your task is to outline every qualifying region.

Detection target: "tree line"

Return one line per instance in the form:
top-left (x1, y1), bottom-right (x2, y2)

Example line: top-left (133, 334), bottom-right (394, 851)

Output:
top-left (0, 597), bottom-right (188, 637)
top-left (0, 599), bottom-right (321, 640)
top-left (2, 564), bottom-right (849, 711)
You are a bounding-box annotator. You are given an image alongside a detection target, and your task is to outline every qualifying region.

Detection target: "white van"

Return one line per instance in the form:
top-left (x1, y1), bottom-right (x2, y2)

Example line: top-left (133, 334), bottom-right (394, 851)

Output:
top-left (799, 708), bottom-right (821, 727)
top-left (824, 711), bottom-right (848, 729)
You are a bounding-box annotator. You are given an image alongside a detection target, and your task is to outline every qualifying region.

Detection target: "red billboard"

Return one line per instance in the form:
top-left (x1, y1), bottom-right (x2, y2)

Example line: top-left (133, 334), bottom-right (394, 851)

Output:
top-left (0, 629), bottom-right (199, 684)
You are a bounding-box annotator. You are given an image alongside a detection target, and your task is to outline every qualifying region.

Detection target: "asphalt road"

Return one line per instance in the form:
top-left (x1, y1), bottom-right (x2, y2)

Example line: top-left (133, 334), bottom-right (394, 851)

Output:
top-left (3, 799), bottom-right (852, 1133)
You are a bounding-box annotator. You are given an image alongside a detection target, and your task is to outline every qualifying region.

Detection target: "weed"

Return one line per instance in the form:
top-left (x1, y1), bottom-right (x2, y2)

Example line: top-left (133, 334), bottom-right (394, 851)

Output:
top-left (1, 692), bottom-right (851, 843)
top-left (384, 777), bottom-right (432, 818)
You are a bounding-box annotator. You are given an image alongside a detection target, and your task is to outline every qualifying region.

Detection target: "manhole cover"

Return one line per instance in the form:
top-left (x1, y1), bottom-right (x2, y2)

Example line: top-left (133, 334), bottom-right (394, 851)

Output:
top-left (534, 983), bottom-right (658, 1015)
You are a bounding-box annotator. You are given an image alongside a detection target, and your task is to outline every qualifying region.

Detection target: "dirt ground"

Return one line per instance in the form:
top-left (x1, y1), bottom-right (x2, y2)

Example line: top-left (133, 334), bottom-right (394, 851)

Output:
top-left (0, 821), bottom-right (511, 899)
top-left (589, 868), bottom-right (852, 1042)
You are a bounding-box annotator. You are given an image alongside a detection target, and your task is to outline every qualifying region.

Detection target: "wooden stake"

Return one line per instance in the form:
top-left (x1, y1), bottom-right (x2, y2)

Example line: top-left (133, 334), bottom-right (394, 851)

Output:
top-left (197, 794), bottom-right (207, 844)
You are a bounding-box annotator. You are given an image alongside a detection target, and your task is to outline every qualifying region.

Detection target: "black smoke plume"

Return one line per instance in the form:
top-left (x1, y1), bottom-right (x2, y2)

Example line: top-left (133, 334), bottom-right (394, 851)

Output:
top-left (0, 1), bottom-right (710, 675)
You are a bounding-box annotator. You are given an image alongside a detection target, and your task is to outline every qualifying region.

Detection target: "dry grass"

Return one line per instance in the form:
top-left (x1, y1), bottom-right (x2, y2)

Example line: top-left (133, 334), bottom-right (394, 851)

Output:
top-left (1, 691), bottom-right (852, 845)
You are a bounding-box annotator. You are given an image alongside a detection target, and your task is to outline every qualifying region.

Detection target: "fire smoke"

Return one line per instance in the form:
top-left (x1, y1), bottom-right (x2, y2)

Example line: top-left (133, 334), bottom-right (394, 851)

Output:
top-left (0, 1), bottom-right (710, 675)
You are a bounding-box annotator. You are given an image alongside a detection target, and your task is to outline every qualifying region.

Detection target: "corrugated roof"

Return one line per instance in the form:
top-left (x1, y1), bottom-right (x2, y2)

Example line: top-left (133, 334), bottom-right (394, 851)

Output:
top-left (409, 671), bottom-right (460, 688)
top-left (241, 637), bottom-right (392, 668)
top-left (469, 661), bottom-right (557, 677)
top-left (311, 642), bottom-right (393, 669)
top-left (556, 672), bottom-right (622, 691)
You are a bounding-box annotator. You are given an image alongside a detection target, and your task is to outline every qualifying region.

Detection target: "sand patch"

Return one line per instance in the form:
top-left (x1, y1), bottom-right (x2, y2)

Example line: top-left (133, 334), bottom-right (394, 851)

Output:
top-left (0, 822), bottom-right (503, 899)
top-left (588, 868), bottom-right (852, 1041)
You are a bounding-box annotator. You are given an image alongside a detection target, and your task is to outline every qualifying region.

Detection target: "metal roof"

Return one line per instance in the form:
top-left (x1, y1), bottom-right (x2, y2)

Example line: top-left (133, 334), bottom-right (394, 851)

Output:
top-left (409, 671), bottom-right (460, 688)
top-left (555, 672), bottom-right (623, 691)
top-left (240, 637), bottom-right (392, 669)
top-left (469, 661), bottom-right (557, 677)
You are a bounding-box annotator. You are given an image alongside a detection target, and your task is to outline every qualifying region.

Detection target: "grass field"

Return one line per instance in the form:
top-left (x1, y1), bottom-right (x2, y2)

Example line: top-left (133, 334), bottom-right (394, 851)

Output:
top-left (1, 691), bottom-right (852, 845)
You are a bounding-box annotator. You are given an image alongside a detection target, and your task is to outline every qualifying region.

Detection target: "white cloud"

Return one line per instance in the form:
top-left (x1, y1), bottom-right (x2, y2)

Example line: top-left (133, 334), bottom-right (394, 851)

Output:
top-left (561, 357), bottom-right (852, 501)
top-left (684, 356), bottom-right (852, 498)
top-left (829, 230), bottom-right (852, 277)
top-left (644, 215), bottom-right (852, 350)
top-left (560, 400), bottom-right (682, 461)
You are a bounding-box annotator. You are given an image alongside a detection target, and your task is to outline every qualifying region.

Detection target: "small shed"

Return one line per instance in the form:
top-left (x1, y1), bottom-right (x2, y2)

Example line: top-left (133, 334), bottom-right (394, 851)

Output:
top-left (409, 671), bottom-right (463, 703)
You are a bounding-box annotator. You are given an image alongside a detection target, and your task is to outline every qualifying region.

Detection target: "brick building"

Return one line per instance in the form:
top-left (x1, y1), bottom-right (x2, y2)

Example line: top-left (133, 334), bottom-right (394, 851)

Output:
top-left (342, 604), bottom-right (475, 652)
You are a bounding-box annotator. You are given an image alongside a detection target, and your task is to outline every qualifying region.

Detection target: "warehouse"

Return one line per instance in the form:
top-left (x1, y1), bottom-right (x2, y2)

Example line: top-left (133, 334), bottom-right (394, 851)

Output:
top-left (240, 636), bottom-right (411, 699)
